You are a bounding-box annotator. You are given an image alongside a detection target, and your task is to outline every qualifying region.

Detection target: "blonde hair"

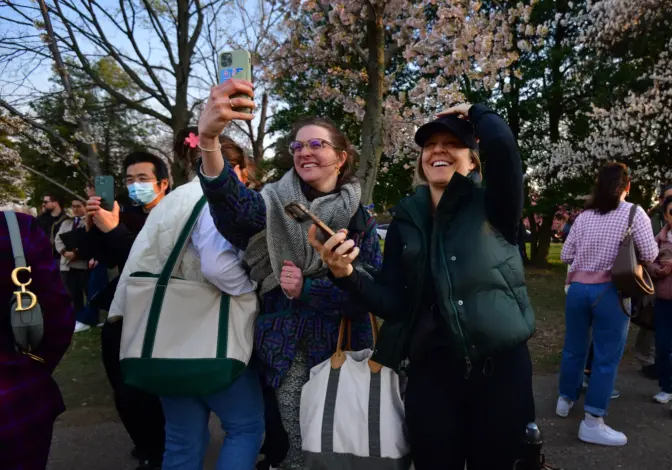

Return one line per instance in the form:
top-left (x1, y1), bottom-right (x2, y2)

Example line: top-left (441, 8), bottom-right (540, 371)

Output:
top-left (413, 149), bottom-right (482, 187)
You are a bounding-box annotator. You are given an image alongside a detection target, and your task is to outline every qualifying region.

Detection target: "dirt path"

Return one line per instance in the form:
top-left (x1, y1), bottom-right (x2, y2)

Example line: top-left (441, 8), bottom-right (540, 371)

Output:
top-left (48, 367), bottom-right (672, 470)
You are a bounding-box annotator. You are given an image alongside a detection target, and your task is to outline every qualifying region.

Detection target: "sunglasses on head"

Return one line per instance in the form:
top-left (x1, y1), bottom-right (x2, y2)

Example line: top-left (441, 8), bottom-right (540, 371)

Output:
top-left (288, 139), bottom-right (339, 154)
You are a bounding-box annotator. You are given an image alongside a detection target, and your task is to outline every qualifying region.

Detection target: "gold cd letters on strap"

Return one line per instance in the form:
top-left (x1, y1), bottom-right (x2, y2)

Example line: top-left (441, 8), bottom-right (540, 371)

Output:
top-left (11, 266), bottom-right (38, 311)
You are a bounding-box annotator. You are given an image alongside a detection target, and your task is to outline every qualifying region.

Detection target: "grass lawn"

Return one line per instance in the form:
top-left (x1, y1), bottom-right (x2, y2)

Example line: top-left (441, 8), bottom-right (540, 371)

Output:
top-left (53, 328), bottom-right (117, 425)
top-left (52, 240), bottom-right (639, 419)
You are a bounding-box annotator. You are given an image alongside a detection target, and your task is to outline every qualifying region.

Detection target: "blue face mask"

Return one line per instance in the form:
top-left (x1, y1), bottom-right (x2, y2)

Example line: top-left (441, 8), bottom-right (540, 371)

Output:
top-left (127, 182), bottom-right (158, 206)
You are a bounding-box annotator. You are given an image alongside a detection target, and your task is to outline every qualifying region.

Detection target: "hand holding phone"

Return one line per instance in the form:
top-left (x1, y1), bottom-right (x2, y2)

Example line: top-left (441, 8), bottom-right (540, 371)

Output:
top-left (198, 79), bottom-right (255, 143)
top-left (307, 225), bottom-right (360, 279)
top-left (94, 175), bottom-right (115, 211)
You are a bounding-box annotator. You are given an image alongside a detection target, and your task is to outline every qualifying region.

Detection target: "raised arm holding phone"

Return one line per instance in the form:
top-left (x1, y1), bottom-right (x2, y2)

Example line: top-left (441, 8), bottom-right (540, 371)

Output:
top-left (197, 78), bottom-right (382, 470)
top-left (311, 103), bottom-right (537, 470)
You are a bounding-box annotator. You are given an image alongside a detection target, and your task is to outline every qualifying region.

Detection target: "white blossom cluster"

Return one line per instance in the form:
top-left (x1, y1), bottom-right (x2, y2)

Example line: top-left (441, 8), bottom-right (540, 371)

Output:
top-left (532, 0), bottom-right (672, 189)
top-left (268, 0), bottom-right (534, 165)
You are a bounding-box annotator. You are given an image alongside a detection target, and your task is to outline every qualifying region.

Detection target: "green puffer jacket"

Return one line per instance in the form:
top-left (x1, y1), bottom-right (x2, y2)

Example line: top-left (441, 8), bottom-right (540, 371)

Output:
top-left (332, 104), bottom-right (536, 371)
top-left (374, 183), bottom-right (535, 371)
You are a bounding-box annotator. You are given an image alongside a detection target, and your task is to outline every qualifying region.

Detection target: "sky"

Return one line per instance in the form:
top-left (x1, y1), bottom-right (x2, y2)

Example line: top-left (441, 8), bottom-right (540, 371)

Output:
top-left (0, 0), bottom-right (276, 153)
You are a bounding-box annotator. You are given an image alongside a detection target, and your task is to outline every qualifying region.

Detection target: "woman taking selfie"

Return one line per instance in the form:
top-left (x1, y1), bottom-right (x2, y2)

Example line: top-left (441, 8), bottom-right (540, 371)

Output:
top-left (558, 163), bottom-right (657, 446)
top-left (196, 79), bottom-right (382, 469)
top-left (311, 103), bottom-right (536, 469)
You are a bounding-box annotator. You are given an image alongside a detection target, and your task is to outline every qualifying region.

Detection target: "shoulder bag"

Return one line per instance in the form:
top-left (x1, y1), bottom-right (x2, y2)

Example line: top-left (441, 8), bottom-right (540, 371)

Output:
top-left (5, 211), bottom-right (44, 354)
top-left (119, 197), bottom-right (259, 396)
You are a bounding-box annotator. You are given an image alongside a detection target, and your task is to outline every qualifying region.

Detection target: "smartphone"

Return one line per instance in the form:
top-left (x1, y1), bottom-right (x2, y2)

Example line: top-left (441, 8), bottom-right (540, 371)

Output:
top-left (285, 202), bottom-right (335, 238)
top-left (94, 175), bottom-right (115, 211)
top-left (218, 50), bottom-right (252, 113)
top-left (285, 201), bottom-right (353, 254)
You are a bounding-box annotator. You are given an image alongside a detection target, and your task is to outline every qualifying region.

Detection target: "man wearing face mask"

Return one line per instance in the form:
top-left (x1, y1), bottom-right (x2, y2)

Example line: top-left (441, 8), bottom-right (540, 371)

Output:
top-left (76, 152), bottom-right (171, 470)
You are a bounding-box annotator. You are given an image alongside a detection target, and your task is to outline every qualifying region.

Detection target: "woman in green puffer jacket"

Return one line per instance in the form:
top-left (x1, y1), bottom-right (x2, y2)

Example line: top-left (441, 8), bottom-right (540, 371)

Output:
top-left (310, 103), bottom-right (536, 470)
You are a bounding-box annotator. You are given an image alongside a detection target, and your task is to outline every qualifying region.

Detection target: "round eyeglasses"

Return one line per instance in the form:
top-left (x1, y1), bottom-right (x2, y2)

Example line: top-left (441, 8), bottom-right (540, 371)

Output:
top-left (288, 139), bottom-right (339, 154)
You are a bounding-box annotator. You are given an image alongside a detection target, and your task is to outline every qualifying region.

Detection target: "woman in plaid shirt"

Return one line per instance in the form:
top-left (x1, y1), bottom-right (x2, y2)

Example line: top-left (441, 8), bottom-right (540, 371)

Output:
top-left (0, 211), bottom-right (75, 469)
top-left (557, 163), bottom-right (658, 446)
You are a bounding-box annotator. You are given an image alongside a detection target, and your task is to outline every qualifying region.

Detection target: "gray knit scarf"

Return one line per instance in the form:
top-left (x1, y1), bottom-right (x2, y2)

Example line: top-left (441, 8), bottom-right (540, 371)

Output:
top-left (243, 169), bottom-right (361, 296)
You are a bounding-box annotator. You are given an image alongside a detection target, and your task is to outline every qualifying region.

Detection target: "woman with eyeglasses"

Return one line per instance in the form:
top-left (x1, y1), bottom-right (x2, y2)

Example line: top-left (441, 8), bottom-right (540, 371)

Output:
top-left (196, 79), bottom-right (383, 469)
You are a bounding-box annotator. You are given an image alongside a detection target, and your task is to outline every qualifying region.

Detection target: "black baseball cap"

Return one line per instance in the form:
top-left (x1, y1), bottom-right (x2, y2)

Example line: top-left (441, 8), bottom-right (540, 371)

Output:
top-left (414, 115), bottom-right (478, 149)
top-left (660, 184), bottom-right (672, 198)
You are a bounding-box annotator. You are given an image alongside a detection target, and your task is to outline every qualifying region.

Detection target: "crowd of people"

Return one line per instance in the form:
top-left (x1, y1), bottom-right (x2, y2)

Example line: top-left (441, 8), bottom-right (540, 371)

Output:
top-left (0, 77), bottom-right (671, 470)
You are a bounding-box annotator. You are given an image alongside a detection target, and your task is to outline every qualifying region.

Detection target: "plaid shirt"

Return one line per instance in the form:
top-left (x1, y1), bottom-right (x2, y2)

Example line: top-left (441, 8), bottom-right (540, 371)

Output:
top-left (562, 202), bottom-right (659, 283)
top-left (0, 213), bottom-right (74, 450)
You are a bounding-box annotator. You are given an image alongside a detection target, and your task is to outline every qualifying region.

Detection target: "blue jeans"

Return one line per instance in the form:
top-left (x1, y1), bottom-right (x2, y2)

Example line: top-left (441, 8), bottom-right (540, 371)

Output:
top-left (76, 263), bottom-right (108, 326)
top-left (559, 282), bottom-right (630, 416)
top-left (655, 298), bottom-right (672, 393)
top-left (160, 367), bottom-right (264, 470)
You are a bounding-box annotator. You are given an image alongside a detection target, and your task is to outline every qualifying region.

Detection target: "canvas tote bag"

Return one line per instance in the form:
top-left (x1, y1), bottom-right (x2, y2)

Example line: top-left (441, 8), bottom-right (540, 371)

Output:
top-left (120, 197), bottom-right (258, 396)
top-left (300, 314), bottom-right (411, 470)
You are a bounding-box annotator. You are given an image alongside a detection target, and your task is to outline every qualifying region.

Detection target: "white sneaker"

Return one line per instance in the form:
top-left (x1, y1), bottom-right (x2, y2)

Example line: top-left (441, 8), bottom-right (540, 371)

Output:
top-left (578, 414), bottom-right (627, 446)
top-left (556, 396), bottom-right (574, 418)
top-left (74, 321), bottom-right (91, 333)
top-left (653, 391), bottom-right (672, 404)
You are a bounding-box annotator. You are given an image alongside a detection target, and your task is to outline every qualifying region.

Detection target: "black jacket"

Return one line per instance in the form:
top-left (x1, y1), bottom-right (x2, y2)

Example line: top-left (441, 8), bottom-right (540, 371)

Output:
top-left (76, 204), bottom-right (148, 310)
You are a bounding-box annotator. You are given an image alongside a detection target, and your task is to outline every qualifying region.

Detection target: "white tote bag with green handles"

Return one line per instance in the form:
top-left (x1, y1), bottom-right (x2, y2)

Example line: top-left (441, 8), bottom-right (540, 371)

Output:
top-left (119, 196), bottom-right (258, 396)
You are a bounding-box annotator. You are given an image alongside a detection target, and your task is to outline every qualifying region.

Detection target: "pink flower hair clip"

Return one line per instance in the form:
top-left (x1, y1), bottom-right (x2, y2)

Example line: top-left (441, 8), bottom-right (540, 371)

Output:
top-left (184, 132), bottom-right (199, 148)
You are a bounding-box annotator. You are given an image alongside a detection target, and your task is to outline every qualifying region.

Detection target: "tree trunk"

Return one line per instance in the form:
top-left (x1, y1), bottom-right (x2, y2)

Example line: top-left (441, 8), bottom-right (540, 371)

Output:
top-left (170, 0), bottom-right (194, 187)
top-left (355, 9), bottom-right (385, 206)
top-left (38, 0), bottom-right (101, 177)
top-left (548, 0), bottom-right (567, 144)
top-left (252, 93), bottom-right (269, 163)
top-left (529, 0), bottom-right (567, 265)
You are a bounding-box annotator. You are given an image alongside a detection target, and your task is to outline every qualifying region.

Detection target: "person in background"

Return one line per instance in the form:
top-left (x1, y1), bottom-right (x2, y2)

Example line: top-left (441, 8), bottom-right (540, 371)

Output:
top-left (77, 152), bottom-right (171, 470)
top-left (0, 211), bottom-right (75, 469)
top-left (79, 182), bottom-right (108, 332)
top-left (244, 156), bottom-right (263, 190)
top-left (312, 103), bottom-right (536, 469)
top-left (646, 195), bottom-right (672, 405)
top-left (55, 199), bottom-right (91, 333)
top-left (197, 79), bottom-right (383, 469)
top-left (234, 155), bottom-right (289, 470)
top-left (174, 127), bottom-right (289, 470)
top-left (558, 162), bottom-right (658, 446)
top-left (36, 193), bottom-right (68, 258)
top-left (638, 183), bottom-right (672, 380)
top-left (116, 128), bottom-right (264, 470)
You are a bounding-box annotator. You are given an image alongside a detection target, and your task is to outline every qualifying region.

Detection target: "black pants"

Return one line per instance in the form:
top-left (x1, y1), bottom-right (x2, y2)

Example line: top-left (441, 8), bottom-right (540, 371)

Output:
top-left (405, 342), bottom-right (536, 470)
top-left (62, 268), bottom-right (89, 313)
top-left (258, 376), bottom-right (289, 467)
top-left (101, 319), bottom-right (165, 462)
